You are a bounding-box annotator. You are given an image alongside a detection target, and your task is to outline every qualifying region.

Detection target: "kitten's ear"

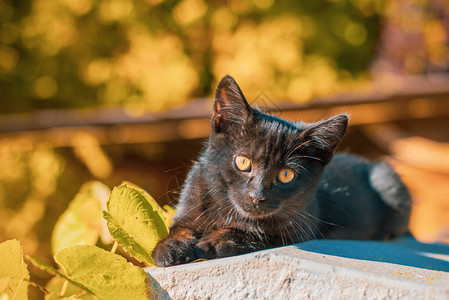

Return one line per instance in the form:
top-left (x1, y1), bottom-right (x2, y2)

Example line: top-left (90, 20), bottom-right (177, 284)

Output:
top-left (212, 75), bottom-right (252, 133)
top-left (300, 114), bottom-right (348, 163)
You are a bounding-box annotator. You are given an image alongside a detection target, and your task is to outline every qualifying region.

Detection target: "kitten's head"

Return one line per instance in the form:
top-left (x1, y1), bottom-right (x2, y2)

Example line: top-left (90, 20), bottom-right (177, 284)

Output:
top-left (205, 75), bottom-right (348, 220)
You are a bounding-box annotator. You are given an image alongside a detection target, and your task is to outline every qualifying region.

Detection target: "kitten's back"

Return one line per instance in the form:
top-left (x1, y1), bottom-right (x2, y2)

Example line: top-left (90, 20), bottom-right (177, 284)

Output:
top-left (317, 153), bottom-right (411, 240)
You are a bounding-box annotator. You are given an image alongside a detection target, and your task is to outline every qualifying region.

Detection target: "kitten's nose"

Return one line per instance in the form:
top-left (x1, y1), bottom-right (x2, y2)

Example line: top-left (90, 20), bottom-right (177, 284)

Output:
top-left (249, 192), bottom-right (266, 205)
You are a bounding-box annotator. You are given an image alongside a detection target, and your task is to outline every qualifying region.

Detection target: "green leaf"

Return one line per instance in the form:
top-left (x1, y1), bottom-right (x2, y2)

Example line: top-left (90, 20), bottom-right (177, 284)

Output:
top-left (121, 181), bottom-right (168, 221)
top-left (26, 255), bottom-right (71, 281)
top-left (27, 254), bottom-right (90, 297)
top-left (55, 246), bottom-right (148, 300)
top-left (30, 246), bottom-right (149, 300)
top-left (0, 277), bottom-right (11, 294)
top-left (52, 181), bottom-right (111, 255)
top-left (104, 183), bottom-right (169, 265)
top-left (162, 205), bottom-right (176, 228)
top-left (0, 239), bottom-right (30, 300)
top-left (45, 274), bottom-right (97, 300)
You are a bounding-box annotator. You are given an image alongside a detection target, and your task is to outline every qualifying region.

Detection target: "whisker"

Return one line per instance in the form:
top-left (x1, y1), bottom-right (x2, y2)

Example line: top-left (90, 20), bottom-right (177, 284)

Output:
top-left (301, 209), bottom-right (342, 228)
top-left (164, 165), bottom-right (191, 173)
top-left (296, 155), bottom-right (325, 163)
top-left (289, 139), bottom-right (313, 155)
top-left (287, 162), bottom-right (311, 175)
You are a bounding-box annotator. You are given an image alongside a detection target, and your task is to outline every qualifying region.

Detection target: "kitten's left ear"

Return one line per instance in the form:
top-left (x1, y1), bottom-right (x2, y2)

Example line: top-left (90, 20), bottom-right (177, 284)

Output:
top-left (300, 114), bottom-right (348, 163)
top-left (212, 75), bottom-right (252, 133)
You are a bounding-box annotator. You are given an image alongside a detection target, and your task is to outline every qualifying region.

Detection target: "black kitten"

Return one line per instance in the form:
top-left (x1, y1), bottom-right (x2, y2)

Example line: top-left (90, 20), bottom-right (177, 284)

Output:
top-left (153, 75), bottom-right (411, 267)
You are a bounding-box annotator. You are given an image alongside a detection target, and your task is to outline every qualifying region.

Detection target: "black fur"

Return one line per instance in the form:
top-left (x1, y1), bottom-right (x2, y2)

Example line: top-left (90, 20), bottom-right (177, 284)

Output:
top-left (153, 75), bottom-right (411, 267)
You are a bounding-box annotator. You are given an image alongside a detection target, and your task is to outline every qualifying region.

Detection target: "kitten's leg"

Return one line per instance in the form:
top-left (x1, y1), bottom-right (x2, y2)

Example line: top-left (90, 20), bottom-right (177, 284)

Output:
top-left (197, 228), bottom-right (265, 259)
top-left (152, 226), bottom-right (200, 267)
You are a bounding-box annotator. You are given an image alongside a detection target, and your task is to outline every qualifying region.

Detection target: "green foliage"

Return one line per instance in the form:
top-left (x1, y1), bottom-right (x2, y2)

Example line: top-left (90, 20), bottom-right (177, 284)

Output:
top-left (0, 239), bottom-right (30, 299)
top-left (28, 246), bottom-right (149, 300)
top-left (56, 246), bottom-right (149, 300)
top-left (1, 180), bottom-right (175, 299)
top-left (26, 255), bottom-right (72, 284)
top-left (45, 276), bottom-right (97, 300)
top-left (52, 181), bottom-right (111, 255)
top-left (104, 183), bottom-right (169, 265)
top-left (162, 204), bottom-right (176, 228)
top-left (0, 0), bottom-right (383, 114)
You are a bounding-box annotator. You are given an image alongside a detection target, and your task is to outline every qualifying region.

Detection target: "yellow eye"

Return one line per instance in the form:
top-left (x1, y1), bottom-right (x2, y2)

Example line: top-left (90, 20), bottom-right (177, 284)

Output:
top-left (278, 168), bottom-right (295, 184)
top-left (235, 155), bottom-right (251, 172)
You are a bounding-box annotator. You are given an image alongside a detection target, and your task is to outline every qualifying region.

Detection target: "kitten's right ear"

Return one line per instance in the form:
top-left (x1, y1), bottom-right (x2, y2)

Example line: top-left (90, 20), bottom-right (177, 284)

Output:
top-left (299, 114), bottom-right (348, 164)
top-left (212, 75), bottom-right (252, 133)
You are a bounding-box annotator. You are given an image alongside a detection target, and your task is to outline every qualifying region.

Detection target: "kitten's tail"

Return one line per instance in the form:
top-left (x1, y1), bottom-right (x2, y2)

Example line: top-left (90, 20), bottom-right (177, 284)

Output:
top-left (369, 161), bottom-right (412, 237)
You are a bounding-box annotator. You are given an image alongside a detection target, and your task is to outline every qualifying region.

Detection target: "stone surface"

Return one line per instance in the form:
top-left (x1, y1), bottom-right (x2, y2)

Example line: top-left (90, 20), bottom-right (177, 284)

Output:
top-left (145, 237), bottom-right (449, 299)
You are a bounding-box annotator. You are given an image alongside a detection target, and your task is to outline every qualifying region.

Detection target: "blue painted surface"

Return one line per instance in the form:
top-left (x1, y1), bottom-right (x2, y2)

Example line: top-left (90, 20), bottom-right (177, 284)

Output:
top-left (296, 236), bottom-right (449, 272)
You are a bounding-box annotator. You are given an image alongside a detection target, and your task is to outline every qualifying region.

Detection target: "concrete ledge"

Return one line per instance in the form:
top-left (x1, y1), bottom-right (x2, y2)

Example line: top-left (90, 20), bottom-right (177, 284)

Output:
top-left (145, 237), bottom-right (449, 299)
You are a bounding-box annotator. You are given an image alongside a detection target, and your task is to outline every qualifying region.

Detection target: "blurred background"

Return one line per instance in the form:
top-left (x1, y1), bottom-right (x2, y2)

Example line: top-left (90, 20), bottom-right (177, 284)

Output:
top-left (1, 0), bottom-right (449, 296)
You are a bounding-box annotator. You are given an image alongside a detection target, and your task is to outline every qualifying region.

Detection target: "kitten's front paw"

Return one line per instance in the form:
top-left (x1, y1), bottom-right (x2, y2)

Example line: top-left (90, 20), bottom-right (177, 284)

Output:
top-left (153, 237), bottom-right (198, 267)
top-left (197, 229), bottom-right (247, 259)
top-left (197, 237), bottom-right (240, 259)
top-left (152, 226), bottom-right (200, 267)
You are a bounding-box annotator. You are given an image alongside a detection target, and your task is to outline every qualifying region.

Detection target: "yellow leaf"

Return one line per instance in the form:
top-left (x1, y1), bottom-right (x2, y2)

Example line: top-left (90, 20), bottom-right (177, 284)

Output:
top-left (0, 240), bottom-right (30, 300)
top-left (51, 181), bottom-right (111, 255)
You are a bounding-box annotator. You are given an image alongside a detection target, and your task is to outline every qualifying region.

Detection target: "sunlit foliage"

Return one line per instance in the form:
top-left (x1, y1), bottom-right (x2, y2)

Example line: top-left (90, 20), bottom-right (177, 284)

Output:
top-left (0, 0), bottom-right (199, 114)
top-left (372, 0), bottom-right (449, 77)
top-left (0, 140), bottom-right (64, 254)
top-left (0, 0), bottom-right (384, 114)
top-left (1, 0), bottom-right (448, 114)
top-left (0, 182), bottom-right (170, 299)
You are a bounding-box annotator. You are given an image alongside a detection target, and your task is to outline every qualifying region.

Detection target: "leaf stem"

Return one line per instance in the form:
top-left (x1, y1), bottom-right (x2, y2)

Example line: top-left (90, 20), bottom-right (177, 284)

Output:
top-left (111, 241), bottom-right (118, 254)
top-left (67, 290), bottom-right (87, 299)
top-left (23, 278), bottom-right (49, 295)
top-left (60, 279), bottom-right (68, 296)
